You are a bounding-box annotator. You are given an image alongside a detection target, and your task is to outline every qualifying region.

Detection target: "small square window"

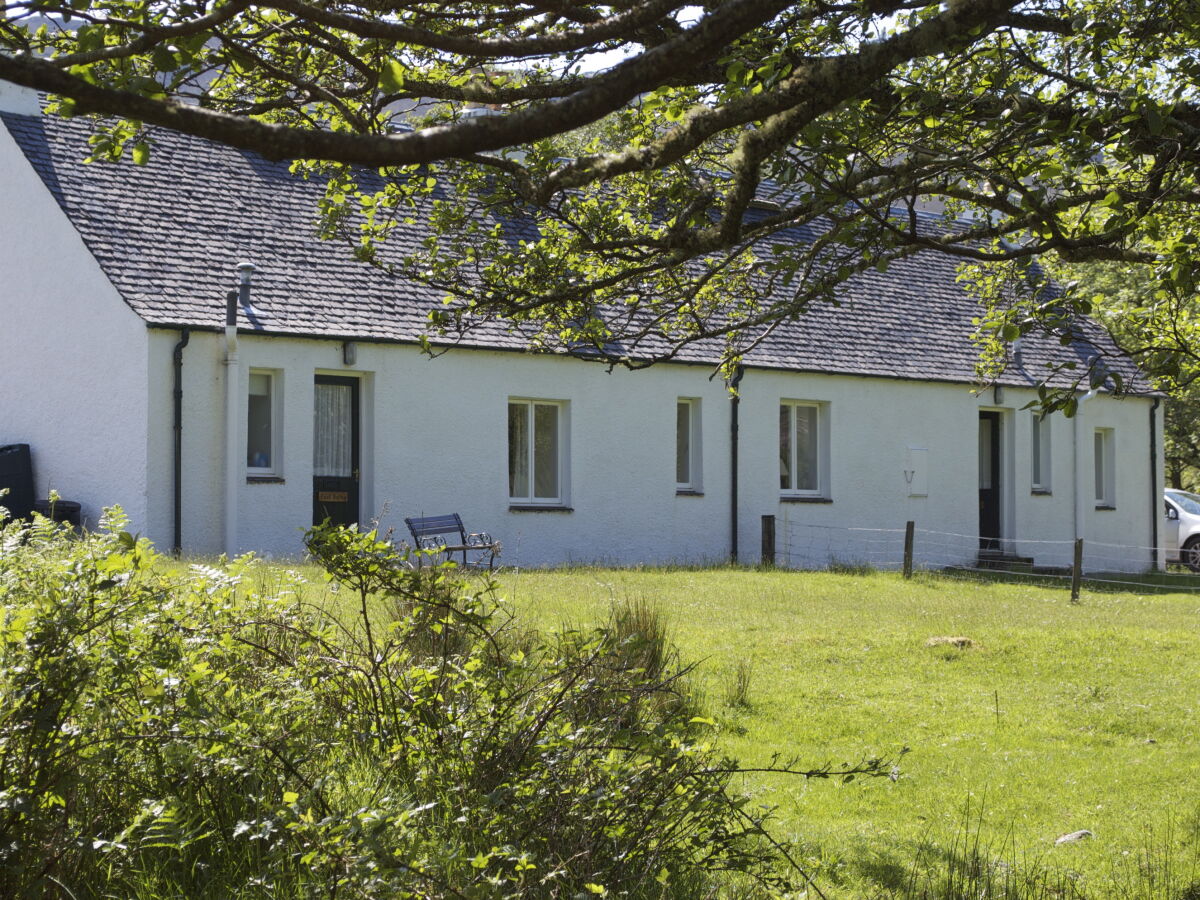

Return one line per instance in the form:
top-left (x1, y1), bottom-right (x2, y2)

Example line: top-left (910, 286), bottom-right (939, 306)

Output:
top-left (676, 399), bottom-right (702, 492)
top-left (509, 399), bottom-right (567, 506)
top-left (247, 370), bottom-right (279, 474)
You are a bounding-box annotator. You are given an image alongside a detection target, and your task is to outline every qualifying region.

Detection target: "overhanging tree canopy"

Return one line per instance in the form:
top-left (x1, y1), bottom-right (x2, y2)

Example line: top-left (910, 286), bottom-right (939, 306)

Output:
top-left (2, 0), bottom-right (1198, 393)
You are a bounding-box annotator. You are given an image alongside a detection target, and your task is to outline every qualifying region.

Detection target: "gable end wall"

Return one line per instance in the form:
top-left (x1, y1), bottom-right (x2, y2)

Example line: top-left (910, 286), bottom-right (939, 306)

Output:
top-left (0, 118), bottom-right (151, 529)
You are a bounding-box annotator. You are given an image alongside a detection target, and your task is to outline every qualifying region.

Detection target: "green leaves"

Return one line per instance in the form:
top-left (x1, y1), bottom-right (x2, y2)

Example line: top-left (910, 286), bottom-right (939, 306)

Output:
top-left (0, 513), bottom-right (890, 896)
top-left (0, 510), bottom-right (828, 895)
top-left (11, 0), bottom-right (1200, 401)
top-left (379, 59), bottom-right (405, 94)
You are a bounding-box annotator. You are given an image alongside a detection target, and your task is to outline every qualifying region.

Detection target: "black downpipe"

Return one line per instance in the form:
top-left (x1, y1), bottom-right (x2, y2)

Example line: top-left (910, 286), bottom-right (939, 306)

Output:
top-left (1150, 396), bottom-right (1161, 570)
top-left (729, 365), bottom-right (746, 563)
top-left (227, 288), bottom-right (239, 326)
top-left (171, 327), bottom-right (191, 556)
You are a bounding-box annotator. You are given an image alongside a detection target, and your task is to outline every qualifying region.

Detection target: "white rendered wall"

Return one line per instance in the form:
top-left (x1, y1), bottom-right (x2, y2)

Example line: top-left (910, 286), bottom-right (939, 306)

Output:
top-left (740, 372), bottom-right (982, 570)
top-left (146, 329), bottom-right (228, 554)
top-left (997, 390), bottom-right (1159, 571)
top-left (150, 331), bottom-right (1159, 571)
top-left (1064, 392), bottom-right (1162, 572)
top-left (148, 334), bottom-right (734, 562)
top-left (739, 372), bottom-right (1157, 572)
top-left (0, 113), bottom-right (151, 530)
top-left (0, 83), bottom-right (38, 116)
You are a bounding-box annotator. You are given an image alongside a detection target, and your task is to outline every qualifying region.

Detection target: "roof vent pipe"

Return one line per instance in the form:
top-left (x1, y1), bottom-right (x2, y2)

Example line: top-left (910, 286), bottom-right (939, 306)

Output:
top-left (238, 260), bottom-right (255, 293)
top-left (223, 263), bottom-right (253, 559)
top-left (229, 262), bottom-right (255, 326)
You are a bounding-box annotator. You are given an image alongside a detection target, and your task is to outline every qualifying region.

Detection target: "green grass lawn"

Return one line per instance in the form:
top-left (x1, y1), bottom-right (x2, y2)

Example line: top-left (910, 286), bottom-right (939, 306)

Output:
top-left (494, 567), bottom-right (1200, 898)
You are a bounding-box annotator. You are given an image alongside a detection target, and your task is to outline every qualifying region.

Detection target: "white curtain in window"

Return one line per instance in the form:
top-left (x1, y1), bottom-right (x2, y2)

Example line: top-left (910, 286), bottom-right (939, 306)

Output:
top-left (533, 403), bottom-right (559, 499)
top-left (676, 401), bottom-right (691, 485)
top-left (978, 417), bottom-right (993, 490)
top-left (314, 383), bottom-right (352, 477)
top-left (508, 403), bottom-right (530, 498)
top-left (1031, 415), bottom-right (1042, 486)
top-left (795, 405), bottom-right (818, 491)
top-left (247, 372), bottom-right (273, 468)
top-left (779, 405), bottom-right (791, 490)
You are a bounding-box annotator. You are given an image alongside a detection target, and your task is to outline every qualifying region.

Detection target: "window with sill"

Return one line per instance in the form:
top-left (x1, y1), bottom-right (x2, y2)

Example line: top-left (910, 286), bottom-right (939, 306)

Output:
top-left (779, 400), bottom-right (829, 498)
top-left (676, 398), bottom-right (702, 492)
top-left (509, 399), bottom-right (567, 506)
top-left (247, 370), bottom-right (280, 476)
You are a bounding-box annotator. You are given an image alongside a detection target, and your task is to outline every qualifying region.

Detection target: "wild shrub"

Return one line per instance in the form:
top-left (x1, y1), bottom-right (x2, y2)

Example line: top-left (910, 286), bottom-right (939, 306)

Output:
top-left (609, 597), bottom-right (672, 682)
top-left (0, 515), bottom-right (890, 898)
top-left (723, 659), bottom-right (755, 710)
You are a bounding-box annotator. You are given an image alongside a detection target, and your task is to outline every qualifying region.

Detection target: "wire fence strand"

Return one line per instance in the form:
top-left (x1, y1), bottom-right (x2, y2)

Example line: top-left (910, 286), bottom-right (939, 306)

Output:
top-left (776, 518), bottom-right (1200, 594)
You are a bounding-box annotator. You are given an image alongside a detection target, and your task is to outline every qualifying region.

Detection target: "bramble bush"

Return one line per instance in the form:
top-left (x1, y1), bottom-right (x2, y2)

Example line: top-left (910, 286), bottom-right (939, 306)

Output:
top-left (0, 512), bottom-right (890, 898)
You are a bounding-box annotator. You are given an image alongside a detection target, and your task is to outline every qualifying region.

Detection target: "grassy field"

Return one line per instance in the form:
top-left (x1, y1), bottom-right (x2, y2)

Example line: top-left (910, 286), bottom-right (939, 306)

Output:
top-left (488, 567), bottom-right (1200, 898)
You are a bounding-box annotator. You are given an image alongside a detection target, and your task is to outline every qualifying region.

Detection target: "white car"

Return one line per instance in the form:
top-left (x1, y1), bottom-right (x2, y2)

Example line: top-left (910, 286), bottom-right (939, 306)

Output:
top-left (1164, 489), bottom-right (1200, 571)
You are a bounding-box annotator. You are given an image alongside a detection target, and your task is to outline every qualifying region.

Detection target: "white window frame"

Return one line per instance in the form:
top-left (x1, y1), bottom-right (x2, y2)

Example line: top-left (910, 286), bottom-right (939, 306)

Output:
top-left (1094, 427), bottom-right (1115, 508)
top-left (779, 400), bottom-right (829, 498)
top-left (508, 398), bottom-right (569, 507)
top-left (1031, 413), bottom-right (1051, 493)
top-left (676, 398), bottom-right (702, 493)
top-left (247, 369), bottom-right (281, 477)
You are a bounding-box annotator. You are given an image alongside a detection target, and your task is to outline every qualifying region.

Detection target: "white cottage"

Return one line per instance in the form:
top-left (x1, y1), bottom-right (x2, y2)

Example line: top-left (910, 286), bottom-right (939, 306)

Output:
top-left (0, 85), bottom-right (1166, 570)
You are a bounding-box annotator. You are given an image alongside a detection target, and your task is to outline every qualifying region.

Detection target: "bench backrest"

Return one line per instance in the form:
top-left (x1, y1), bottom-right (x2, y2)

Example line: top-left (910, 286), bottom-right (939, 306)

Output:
top-left (405, 513), bottom-right (467, 547)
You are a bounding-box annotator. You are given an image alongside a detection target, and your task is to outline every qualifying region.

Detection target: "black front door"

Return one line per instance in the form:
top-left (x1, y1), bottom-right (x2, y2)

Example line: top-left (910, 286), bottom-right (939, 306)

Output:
top-left (978, 411), bottom-right (1001, 550)
top-left (313, 375), bottom-right (360, 527)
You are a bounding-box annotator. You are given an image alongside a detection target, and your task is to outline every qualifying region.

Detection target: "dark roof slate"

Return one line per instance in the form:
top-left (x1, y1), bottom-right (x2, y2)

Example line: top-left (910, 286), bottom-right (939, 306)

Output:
top-left (2, 110), bottom-right (1143, 391)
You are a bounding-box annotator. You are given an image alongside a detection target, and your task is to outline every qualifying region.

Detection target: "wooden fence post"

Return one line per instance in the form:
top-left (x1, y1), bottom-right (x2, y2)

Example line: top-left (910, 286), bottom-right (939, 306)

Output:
top-left (1071, 538), bottom-right (1084, 603)
top-left (903, 520), bottom-right (915, 579)
top-left (761, 515), bottom-right (776, 567)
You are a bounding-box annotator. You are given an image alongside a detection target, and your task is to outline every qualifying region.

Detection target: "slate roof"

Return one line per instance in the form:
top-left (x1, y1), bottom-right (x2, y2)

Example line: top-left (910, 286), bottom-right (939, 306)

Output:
top-left (2, 109), bottom-right (1145, 391)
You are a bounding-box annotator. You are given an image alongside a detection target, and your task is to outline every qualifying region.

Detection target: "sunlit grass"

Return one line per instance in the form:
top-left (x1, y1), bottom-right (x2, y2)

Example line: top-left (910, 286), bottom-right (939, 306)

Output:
top-left (494, 566), bottom-right (1200, 898)
top-left (194, 551), bottom-right (1200, 897)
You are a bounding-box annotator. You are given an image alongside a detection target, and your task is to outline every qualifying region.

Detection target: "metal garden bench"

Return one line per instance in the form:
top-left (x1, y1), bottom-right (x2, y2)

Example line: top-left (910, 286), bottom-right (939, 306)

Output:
top-left (404, 513), bottom-right (500, 570)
